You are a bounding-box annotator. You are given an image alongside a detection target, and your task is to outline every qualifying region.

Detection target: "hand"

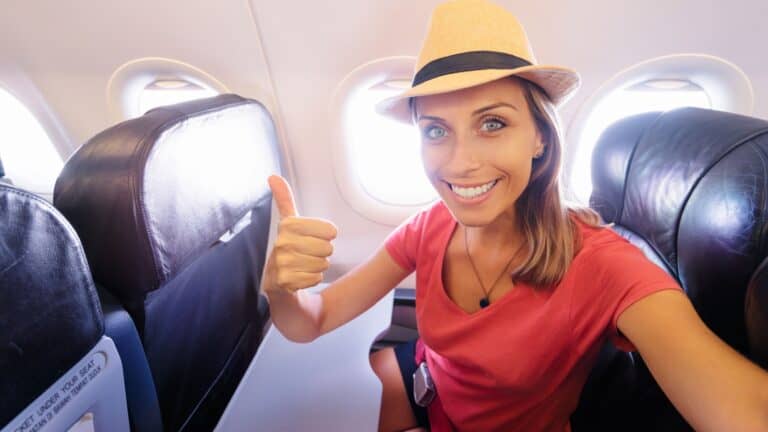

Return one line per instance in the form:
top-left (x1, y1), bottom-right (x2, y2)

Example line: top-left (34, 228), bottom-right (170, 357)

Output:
top-left (265, 175), bottom-right (337, 295)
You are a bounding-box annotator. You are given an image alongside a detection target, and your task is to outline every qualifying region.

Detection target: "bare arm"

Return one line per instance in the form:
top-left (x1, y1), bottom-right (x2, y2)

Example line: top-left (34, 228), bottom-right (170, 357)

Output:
top-left (263, 175), bottom-right (411, 342)
top-left (266, 245), bottom-right (410, 342)
top-left (618, 290), bottom-right (768, 432)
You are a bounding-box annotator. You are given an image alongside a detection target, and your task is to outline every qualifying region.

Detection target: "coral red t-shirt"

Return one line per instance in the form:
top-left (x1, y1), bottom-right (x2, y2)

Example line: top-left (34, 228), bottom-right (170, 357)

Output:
top-left (384, 201), bottom-right (680, 432)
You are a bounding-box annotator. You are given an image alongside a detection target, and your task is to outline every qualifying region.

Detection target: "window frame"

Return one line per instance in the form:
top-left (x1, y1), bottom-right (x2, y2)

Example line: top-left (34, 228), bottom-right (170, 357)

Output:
top-left (0, 80), bottom-right (68, 198)
top-left (563, 54), bottom-right (754, 204)
top-left (331, 56), bottom-right (438, 226)
top-left (107, 57), bottom-right (229, 121)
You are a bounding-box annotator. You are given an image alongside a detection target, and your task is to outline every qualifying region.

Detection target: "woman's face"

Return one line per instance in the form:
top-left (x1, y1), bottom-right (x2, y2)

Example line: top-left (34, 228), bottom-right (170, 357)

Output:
top-left (415, 78), bottom-right (544, 227)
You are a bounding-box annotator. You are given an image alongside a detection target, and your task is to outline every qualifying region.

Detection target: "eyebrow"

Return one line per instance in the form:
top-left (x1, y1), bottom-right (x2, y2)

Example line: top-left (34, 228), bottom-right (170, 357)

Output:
top-left (472, 102), bottom-right (519, 116)
top-left (416, 102), bottom-right (519, 122)
top-left (416, 115), bottom-right (443, 122)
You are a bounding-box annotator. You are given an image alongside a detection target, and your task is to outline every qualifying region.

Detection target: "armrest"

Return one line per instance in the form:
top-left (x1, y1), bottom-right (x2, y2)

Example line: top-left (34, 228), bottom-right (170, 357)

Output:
top-left (98, 287), bottom-right (163, 432)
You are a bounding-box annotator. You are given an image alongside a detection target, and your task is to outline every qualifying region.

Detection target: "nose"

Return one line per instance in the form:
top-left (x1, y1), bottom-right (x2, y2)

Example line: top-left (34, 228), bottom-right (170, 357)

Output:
top-left (446, 133), bottom-right (482, 174)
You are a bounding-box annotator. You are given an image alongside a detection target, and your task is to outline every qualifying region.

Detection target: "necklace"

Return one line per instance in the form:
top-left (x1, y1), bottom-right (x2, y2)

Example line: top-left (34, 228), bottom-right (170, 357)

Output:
top-left (463, 226), bottom-right (524, 309)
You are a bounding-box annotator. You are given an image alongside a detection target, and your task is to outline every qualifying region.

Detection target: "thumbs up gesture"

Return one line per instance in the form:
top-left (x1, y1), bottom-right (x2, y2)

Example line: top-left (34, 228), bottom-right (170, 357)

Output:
top-left (265, 175), bottom-right (338, 295)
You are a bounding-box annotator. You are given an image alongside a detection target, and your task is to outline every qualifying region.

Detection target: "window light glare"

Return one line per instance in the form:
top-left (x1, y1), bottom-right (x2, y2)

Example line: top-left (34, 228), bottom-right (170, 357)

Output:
top-left (0, 88), bottom-right (63, 195)
top-left (345, 85), bottom-right (436, 206)
top-left (138, 79), bottom-right (218, 116)
top-left (370, 79), bottom-right (412, 91)
top-left (150, 79), bottom-right (194, 90)
top-left (571, 82), bottom-right (711, 204)
top-left (636, 79), bottom-right (696, 91)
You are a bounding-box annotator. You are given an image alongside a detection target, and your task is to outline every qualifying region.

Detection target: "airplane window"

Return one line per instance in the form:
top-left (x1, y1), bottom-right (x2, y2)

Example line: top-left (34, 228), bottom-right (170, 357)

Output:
top-left (344, 79), bottom-right (437, 206)
top-left (0, 87), bottom-right (63, 196)
top-left (565, 54), bottom-right (752, 205)
top-left (138, 79), bottom-right (218, 115)
top-left (569, 79), bottom-right (711, 203)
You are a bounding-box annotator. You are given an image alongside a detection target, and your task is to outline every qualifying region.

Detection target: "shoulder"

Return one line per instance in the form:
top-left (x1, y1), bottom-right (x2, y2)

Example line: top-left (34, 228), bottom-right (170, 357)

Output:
top-left (385, 200), bottom-right (453, 246)
top-left (572, 217), bottom-right (631, 255)
top-left (567, 218), bottom-right (657, 279)
top-left (569, 219), bottom-right (677, 288)
top-left (384, 200), bottom-right (454, 270)
top-left (421, 200), bottom-right (453, 223)
top-left (397, 200), bottom-right (454, 233)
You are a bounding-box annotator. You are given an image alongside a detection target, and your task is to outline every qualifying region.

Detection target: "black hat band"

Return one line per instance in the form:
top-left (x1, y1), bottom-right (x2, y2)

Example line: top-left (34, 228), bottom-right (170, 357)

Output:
top-left (412, 51), bottom-right (533, 86)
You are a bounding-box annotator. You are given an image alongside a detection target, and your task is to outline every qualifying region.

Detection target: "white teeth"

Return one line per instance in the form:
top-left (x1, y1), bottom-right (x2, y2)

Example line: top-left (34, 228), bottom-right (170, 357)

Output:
top-left (450, 180), bottom-right (497, 199)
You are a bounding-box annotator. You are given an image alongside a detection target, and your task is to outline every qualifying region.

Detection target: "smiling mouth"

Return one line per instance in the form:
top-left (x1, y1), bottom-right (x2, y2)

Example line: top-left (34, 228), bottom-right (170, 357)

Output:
top-left (448, 179), bottom-right (499, 199)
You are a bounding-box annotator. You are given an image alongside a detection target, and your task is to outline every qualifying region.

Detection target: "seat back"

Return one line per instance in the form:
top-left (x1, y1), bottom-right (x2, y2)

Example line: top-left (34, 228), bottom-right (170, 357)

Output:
top-left (572, 108), bottom-right (768, 431)
top-left (0, 182), bottom-right (128, 432)
top-left (54, 94), bottom-right (281, 431)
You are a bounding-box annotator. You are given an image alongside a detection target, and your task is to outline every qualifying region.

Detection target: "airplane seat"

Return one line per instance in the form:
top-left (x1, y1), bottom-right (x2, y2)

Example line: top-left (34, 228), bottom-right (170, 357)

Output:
top-left (0, 182), bottom-right (129, 432)
top-left (746, 190), bottom-right (768, 366)
top-left (53, 94), bottom-right (281, 432)
top-left (571, 107), bottom-right (768, 431)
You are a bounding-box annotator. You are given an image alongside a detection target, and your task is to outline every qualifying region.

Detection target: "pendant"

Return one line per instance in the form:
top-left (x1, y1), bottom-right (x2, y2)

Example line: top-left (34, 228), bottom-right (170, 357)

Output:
top-left (479, 298), bottom-right (490, 308)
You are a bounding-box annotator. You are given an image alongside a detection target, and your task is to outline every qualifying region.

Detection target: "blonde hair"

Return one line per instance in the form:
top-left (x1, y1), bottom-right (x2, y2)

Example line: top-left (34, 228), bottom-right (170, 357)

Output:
top-left (512, 77), bottom-right (602, 287)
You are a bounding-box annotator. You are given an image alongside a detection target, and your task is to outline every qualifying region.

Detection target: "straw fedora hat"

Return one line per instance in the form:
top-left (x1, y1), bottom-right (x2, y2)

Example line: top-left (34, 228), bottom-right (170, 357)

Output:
top-left (377, 0), bottom-right (580, 123)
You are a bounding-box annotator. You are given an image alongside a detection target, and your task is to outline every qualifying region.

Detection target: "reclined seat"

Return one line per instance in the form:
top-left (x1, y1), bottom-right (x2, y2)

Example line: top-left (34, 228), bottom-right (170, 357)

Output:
top-left (54, 94), bottom-right (281, 431)
top-left (0, 182), bottom-right (128, 431)
top-left (571, 107), bottom-right (768, 431)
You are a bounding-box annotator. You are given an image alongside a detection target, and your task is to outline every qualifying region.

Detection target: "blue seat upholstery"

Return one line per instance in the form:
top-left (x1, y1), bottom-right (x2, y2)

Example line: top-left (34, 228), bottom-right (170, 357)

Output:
top-left (571, 108), bottom-right (768, 431)
top-left (99, 286), bottom-right (163, 431)
top-left (54, 94), bottom-right (281, 431)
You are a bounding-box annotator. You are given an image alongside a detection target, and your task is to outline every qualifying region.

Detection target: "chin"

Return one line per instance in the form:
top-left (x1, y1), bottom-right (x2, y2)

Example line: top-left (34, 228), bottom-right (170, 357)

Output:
top-left (439, 199), bottom-right (498, 227)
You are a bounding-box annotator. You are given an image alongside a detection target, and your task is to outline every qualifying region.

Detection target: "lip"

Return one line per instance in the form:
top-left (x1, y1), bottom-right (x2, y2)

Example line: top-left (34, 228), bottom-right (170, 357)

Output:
top-left (443, 178), bottom-right (500, 204)
top-left (448, 180), bottom-right (495, 188)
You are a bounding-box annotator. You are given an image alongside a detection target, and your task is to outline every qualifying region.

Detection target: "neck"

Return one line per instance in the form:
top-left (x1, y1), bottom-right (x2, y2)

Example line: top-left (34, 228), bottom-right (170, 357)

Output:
top-left (464, 208), bottom-right (523, 252)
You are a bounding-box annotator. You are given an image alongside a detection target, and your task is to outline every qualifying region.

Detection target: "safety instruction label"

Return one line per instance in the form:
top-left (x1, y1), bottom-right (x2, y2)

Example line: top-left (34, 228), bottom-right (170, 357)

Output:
top-left (11, 352), bottom-right (106, 432)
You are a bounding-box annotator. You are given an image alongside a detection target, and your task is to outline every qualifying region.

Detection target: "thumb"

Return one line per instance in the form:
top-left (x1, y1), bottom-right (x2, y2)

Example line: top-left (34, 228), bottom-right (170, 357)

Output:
top-left (268, 175), bottom-right (298, 218)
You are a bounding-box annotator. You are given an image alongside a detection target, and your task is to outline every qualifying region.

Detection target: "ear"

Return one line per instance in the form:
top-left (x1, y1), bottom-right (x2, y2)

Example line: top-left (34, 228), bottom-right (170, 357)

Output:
top-left (533, 134), bottom-right (545, 159)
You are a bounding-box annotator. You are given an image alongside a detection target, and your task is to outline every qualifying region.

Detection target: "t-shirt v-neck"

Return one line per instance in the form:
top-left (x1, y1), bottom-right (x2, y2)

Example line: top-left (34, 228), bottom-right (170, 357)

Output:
top-left (435, 217), bottom-right (528, 317)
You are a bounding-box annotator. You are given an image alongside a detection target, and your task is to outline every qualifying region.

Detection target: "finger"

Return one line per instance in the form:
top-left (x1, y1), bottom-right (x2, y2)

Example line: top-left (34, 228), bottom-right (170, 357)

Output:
top-left (293, 272), bottom-right (324, 290)
top-left (280, 217), bottom-right (338, 241)
top-left (277, 254), bottom-right (330, 273)
top-left (278, 271), bottom-right (324, 292)
top-left (268, 174), bottom-right (298, 218)
top-left (276, 235), bottom-right (334, 258)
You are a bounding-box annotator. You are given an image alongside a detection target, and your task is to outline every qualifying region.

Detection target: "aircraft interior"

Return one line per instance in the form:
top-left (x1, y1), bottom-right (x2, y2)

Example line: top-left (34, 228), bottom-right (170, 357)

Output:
top-left (2, 1), bottom-right (768, 431)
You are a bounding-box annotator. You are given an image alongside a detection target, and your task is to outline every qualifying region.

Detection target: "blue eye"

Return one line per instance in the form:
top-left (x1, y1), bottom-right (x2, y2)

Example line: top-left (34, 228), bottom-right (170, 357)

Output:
top-left (481, 118), bottom-right (506, 132)
top-left (424, 125), bottom-right (447, 140)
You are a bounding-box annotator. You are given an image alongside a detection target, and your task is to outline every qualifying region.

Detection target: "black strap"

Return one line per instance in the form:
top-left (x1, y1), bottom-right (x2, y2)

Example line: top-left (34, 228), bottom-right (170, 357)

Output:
top-left (412, 51), bottom-right (532, 86)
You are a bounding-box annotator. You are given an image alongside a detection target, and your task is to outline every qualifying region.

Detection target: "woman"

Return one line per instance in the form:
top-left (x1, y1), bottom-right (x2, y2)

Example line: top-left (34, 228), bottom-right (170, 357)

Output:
top-left (263, 0), bottom-right (768, 430)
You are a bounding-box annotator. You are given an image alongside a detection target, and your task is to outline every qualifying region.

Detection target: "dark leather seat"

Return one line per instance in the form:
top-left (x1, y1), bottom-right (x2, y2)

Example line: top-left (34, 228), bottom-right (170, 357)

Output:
top-left (54, 94), bottom-right (280, 431)
top-left (0, 182), bottom-right (129, 430)
top-left (571, 107), bottom-right (768, 431)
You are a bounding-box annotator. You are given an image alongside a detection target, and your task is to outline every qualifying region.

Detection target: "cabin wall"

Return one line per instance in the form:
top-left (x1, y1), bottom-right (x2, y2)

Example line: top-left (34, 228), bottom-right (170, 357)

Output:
top-left (1, 0), bottom-right (766, 280)
top-left (0, 1), bottom-right (281, 152)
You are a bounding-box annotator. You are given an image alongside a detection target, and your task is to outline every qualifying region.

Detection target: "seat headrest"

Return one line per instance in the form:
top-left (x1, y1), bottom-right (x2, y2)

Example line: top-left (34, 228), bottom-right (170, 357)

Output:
top-left (54, 95), bottom-right (281, 303)
top-left (0, 183), bottom-right (103, 426)
top-left (591, 107), bottom-right (768, 278)
top-left (590, 107), bottom-right (768, 352)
